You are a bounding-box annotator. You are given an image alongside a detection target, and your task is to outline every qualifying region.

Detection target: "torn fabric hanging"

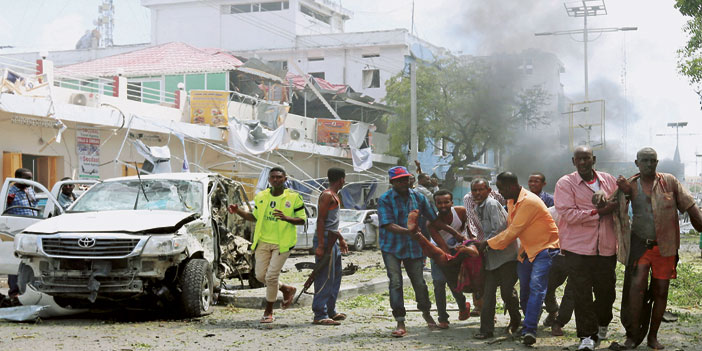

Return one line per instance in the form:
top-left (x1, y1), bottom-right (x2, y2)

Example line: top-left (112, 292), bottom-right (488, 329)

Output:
top-left (348, 122), bottom-right (370, 149)
top-left (351, 147), bottom-right (373, 172)
top-left (132, 139), bottom-right (172, 174)
top-left (174, 132), bottom-right (190, 172)
top-left (227, 119), bottom-right (285, 155)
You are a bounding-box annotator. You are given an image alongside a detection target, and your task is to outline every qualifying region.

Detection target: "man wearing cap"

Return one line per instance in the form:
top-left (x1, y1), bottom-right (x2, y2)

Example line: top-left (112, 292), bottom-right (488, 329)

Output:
top-left (378, 166), bottom-right (464, 337)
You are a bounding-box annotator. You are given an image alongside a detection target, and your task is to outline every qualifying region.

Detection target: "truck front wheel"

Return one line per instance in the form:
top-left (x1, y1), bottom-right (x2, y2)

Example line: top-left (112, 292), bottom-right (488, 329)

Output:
top-left (180, 259), bottom-right (214, 317)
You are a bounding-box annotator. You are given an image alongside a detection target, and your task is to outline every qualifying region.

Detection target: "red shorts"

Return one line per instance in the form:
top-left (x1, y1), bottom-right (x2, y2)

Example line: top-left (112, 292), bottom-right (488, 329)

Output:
top-left (636, 245), bottom-right (676, 280)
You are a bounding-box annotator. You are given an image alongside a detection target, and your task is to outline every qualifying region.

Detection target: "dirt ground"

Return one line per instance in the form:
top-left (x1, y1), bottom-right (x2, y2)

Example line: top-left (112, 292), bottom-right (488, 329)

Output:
top-left (1, 238), bottom-right (701, 350)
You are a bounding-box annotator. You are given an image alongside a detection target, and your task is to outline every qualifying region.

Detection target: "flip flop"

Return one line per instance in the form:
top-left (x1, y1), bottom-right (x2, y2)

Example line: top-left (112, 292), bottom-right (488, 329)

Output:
top-left (282, 287), bottom-right (297, 310)
top-left (260, 315), bottom-right (275, 324)
top-left (437, 321), bottom-right (449, 329)
top-left (331, 313), bottom-right (347, 321)
top-left (312, 318), bottom-right (341, 326)
top-left (391, 328), bottom-right (407, 338)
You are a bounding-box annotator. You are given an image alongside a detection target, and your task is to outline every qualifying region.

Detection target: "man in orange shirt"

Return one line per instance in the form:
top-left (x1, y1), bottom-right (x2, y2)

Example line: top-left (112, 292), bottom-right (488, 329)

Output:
top-left (475, 172), bottom-right (560, 346)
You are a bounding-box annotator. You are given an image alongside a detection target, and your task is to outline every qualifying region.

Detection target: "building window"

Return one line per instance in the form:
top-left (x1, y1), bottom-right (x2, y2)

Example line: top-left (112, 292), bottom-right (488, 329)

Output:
top-left (230, 4), bottom-right (251, 13)
top-left (300, 4), bottom-right (331, 24)
top-left (308, 56), bottom-right (324, 62)
top-left (362, 69), bottom-right (380, 88)
top-left (230, 2), bottom-right (289, 14)
top-left (309, 72), bottom-right (325, 80)
top-left (362, 53), bottom-right (380, 58)
top-left (127, 82), bottom-right (142, 102)
top-left (268, 60), bottom-right (288, 70)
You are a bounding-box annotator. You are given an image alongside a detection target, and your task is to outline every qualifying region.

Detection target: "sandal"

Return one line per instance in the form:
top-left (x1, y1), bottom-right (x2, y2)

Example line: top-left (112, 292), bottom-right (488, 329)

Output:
top-left (331, 313), bottom-right (347, 321)
top-left (391, 328), bottom-right (407, 337)
top-left (282, 287), bottom-right (297, 310)
top-left (312, 318), bottom-right (341, 326)
top-left (437, 321), bottom-right (449, 329)
top-left (260, 315), bottom-right (275, 324)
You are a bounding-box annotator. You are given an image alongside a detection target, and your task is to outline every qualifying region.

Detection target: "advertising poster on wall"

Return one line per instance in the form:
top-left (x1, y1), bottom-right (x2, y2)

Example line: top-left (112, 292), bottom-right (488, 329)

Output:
top-left (316, 119), bottom-right (351, 147)
top-left (189, 90), bottom-right (229, 126)
top-left (76, 126), bottom-right (100, 179)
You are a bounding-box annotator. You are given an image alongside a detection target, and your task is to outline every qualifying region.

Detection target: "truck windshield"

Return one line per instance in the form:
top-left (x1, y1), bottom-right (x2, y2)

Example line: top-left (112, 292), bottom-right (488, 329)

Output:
top-left (69, 179), bottom-right (203, 213)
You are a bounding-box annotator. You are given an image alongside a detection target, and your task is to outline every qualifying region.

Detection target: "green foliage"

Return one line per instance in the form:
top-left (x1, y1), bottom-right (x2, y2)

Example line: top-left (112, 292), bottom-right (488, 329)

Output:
top-left (669, 261), bottom-right (702, 308)
top-left (676, 0), bottom-right (702, 99)
top-left (382, 57), bottom-right (551, 189)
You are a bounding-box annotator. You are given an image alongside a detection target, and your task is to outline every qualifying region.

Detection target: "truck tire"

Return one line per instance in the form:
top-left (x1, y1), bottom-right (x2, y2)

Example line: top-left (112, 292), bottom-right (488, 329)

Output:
top-left (180, 259), bottom-right (214, 317)
top-left (17, 263), bottom-right (35, 295)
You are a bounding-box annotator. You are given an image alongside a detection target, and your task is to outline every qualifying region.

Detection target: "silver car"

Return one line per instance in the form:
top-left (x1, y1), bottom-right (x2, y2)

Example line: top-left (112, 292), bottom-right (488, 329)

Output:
top-left (296, 209), bottom-right (378, 251)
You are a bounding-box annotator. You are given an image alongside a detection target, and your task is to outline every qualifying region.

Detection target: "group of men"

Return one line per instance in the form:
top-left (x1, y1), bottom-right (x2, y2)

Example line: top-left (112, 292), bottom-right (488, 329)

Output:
top-left (372, 145), bottom-right (702, 351)
top-left (5, 145), bottom-right (696, 350)
top-left (221, 145), bottom-right (700, 351)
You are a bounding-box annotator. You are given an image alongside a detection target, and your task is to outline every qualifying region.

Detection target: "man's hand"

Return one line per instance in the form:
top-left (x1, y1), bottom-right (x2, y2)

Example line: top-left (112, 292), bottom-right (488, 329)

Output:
top-left (272, 209), bottom-right (289, 222)
top-left (339, 239), bottom-right (349, 255)
top-left (474, 240), bottom-right (488, 253)
top-left (592, 190), bottom-right (608, 208)
top-left (315, 246), bottom-right (325, 258)
top-left (617, 175), bottom-right (633, 196)
top-left (454, 234), bottom-right (467, 244)
top-left (227, 204), bottom-right (238, 214)
top-left (596, 200), bottom-right (618, 216)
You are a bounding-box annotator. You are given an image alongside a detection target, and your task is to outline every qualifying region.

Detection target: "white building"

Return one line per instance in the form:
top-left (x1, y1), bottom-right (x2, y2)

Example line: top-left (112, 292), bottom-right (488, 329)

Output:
top-left (141, 0), bottom-right (447, 101)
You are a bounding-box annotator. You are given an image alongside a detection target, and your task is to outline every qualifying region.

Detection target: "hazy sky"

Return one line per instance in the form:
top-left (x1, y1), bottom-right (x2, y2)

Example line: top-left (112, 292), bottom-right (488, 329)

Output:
top-left (1, 0), bottom-right (701, 175)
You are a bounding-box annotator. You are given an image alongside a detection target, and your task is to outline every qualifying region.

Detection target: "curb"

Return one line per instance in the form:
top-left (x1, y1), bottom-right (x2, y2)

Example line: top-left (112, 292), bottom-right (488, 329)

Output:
top-left (219, 272), bottom-right (433, 309)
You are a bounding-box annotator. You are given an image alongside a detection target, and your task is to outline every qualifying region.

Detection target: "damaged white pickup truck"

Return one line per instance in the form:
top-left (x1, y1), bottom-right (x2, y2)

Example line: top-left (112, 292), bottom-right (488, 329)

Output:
top-left (11, 173), bottom-right (253, 317)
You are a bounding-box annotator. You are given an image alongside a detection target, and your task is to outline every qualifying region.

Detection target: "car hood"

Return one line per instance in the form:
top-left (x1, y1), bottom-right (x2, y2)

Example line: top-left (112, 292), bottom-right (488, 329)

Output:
top-left (23, 210), bottom-right (199, 234)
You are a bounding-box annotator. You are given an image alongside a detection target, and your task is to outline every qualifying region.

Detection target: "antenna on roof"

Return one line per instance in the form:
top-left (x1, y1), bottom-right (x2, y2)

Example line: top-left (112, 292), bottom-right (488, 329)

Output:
top-left (97, 0), bottom-right (114, 48)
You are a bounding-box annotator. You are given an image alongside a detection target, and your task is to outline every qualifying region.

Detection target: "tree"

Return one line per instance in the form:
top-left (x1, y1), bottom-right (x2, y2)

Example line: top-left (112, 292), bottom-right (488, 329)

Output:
top-left (383, 57), bottom-right (552, 190)
top-left (676, 0), bottom-right (702, 105)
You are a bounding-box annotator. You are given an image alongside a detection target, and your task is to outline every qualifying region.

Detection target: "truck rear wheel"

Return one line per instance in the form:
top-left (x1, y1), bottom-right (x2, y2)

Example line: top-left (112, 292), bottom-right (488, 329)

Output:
top-left (180, 259), bottom-right (214, 317)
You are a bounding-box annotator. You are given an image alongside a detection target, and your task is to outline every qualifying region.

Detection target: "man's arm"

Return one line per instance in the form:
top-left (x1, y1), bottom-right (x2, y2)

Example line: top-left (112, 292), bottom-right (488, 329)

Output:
top-left (315, 192), bottom-right (332, 256)
top-left (688, 205), bottom-right (702, 232)
top-left (487, 202), bottom-right (537, 250)
top-left (452, 206), bottom-right (470, 241)
top-left (227, 203), bottom-right (256, 222)
top-left (274, 194), bottom-right (306, 225)
top-left (554, 179), bottom-right (599, 225)
top-left (428, 221), bottom-right (451, 253)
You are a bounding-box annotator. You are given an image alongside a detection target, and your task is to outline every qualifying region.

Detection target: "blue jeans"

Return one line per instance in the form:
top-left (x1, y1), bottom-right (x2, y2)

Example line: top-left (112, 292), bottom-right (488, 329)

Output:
top-left (517, 248), bottom-right (558, 334)
top-left (312, 242), bottom-right (342, 321)
top-left (431, 258), bottom-right (467, 323)
top-left (382, 252), bottom-right (431, 322)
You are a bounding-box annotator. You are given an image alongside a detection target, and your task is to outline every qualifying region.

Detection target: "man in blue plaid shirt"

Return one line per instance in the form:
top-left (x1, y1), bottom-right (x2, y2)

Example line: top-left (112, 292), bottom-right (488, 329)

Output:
top-left (4, 168), bottom-right (37, 298)
top-left (6, 168), bottom-right (38, 217)
top-left (378, 166), bottom-right (464, 338)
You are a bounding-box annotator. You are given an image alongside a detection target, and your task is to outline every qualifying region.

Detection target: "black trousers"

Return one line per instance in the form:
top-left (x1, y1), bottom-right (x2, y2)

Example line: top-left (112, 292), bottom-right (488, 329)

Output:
top-left (480, 261), bottom-right (521, 334)
top-left (544, 253), bottom-right (575, 326)
top-left (564, 251), bottom-right (617, 340)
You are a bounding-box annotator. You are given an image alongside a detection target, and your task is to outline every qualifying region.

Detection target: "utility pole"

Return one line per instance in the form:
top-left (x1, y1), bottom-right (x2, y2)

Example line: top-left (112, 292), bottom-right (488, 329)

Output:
top-left (535, 0), bottom-right (636, 101)
top-left (410, 60), bottom-right (418, 173)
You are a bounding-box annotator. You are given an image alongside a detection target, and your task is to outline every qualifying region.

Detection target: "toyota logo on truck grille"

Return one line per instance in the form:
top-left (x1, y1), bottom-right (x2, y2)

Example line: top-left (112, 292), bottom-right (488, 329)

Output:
top-left (77, 237), bottom-right (96, 248)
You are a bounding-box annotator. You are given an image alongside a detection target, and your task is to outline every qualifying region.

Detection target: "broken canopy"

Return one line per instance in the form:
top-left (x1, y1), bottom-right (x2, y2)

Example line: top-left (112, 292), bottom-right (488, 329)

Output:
top-left (228, 119), bottom-right (285, 155)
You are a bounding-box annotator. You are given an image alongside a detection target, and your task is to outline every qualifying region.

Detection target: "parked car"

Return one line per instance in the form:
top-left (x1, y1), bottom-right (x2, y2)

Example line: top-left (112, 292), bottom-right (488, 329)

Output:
top-left (9, 173), bottom-right (253, 317)
top-left (294, 203), bottom-right (317, 251)
top-left (295, 208), bottom-right (378, 251)
top-left (338, 209), bottom-right (378, 251)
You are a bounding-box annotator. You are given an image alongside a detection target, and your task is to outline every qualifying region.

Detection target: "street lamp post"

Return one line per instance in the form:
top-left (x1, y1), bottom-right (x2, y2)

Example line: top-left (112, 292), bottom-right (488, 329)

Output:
top-left (535, 0), bottom-right (637, 100)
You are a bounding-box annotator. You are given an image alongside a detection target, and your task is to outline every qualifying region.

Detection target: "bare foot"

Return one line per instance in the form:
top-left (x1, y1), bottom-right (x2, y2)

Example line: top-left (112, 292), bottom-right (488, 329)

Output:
top-left (422, 311), bottom-right (438, 329)
top-left (647, 337), bottom-right (665, 350)
top-left (621, 337), bottom-right (637, 349)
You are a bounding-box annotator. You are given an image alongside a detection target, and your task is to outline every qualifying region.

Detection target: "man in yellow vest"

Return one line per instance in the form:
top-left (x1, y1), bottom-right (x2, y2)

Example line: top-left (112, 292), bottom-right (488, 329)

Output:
top-left (228, 167), bottom-right (307, 323)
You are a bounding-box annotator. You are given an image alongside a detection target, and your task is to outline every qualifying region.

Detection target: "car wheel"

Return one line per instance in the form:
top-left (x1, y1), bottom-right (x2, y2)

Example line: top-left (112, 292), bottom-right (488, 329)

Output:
top-left (354, 233), bottom-right (364, 251)
top-left (180, 259), bottom-right (214, 317)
